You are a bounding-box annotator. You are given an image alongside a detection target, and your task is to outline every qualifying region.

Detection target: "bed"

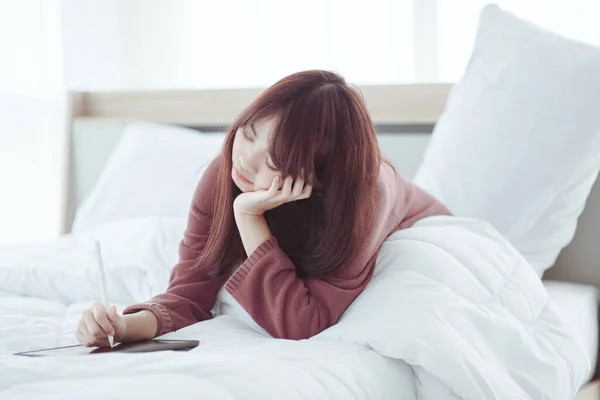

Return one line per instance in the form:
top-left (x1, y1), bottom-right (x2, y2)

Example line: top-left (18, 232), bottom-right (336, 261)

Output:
top-left (0, 80), bottom-right (594, 399)
top-left (2, 4), bottom-right (598, 397)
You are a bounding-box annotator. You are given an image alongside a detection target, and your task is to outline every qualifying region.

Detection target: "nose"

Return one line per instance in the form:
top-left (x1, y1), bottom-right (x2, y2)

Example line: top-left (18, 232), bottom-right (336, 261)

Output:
top-left (240, 152), bottom-right (260, 175)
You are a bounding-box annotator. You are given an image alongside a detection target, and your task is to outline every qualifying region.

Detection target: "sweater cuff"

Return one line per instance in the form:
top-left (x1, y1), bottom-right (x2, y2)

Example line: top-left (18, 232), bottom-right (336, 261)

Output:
top-left (123, 301), bottom-right (173, 337)
top-left (224, 236), bottom-right (279, 294)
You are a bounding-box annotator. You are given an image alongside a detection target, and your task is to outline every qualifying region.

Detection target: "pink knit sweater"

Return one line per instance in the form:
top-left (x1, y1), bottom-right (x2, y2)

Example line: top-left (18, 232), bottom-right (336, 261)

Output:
top-left (123, 157), bottom-right (451, 340)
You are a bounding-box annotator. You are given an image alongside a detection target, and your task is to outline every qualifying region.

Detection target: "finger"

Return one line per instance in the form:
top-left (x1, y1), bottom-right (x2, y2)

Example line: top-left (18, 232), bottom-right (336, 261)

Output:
top-left (83, 310), bottom-right (108, 342)
top-left (107, 305), bottom-right (117, 320)
top-left (92, 303), bottom-right (115, 336)
top-left (94, 338), bottom-right (111, 348)
top-left (281, 176), bottom-right (293, 198)
top-left (267, 176), bottom-right (280, 197)
top-left (76, 329), bottom-right (109, 347)
top-left (301, 184), bottom-right (313, 199)
top-left (75, 328), bottom-right (90, 347)
top-left (291, 177), bottom-right (305, 198)
top-left (78, 318), bottom-right (95, 346)
top-left (107, 305), bottom-right (122, 325)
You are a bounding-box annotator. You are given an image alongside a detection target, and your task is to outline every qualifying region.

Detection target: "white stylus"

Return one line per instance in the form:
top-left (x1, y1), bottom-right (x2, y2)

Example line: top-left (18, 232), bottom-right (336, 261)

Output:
top-left (94, 240), bottom-right (113, 347)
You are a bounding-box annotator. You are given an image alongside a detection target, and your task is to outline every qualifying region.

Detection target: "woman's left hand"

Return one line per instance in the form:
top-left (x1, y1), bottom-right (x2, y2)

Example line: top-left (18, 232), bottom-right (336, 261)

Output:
top-left (234, 175), bottom-right (313, 216)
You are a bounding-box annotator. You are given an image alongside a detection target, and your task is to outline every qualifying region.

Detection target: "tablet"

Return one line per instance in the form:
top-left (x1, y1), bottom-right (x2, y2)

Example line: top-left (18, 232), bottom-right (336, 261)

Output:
top-left (14, 339), bottom-right (200, 357)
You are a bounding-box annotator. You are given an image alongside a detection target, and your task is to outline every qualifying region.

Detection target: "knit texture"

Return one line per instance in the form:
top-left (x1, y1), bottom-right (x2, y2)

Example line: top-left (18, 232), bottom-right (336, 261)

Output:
top-left (124, 156), bottom-right (451, 339)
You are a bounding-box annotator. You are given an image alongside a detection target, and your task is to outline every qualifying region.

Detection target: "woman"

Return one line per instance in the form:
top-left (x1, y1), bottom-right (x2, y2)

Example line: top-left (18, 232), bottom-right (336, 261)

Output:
top-left (76, 70), bottom-right (451, 347)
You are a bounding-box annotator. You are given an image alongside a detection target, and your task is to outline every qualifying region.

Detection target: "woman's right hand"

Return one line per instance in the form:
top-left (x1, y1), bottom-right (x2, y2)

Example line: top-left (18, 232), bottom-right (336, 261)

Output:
top-left (76, 302), bottom-right (127, 347)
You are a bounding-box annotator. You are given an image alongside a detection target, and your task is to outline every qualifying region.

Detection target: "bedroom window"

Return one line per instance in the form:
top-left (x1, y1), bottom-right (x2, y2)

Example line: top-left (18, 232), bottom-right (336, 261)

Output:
top-left (63, 0), bottom-right (600, 90)
top-left (0, 0), bottom-right (66, 245)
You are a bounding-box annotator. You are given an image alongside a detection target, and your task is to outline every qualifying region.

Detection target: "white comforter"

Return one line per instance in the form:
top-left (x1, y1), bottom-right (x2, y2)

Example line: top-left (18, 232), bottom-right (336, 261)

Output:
top-left (0, 216), bottom-right (590, 399)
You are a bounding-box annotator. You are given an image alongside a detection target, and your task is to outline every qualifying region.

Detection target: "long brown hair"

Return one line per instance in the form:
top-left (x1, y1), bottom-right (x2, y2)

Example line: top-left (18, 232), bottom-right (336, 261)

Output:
top-left (195, 70), bottom-right (381, 279)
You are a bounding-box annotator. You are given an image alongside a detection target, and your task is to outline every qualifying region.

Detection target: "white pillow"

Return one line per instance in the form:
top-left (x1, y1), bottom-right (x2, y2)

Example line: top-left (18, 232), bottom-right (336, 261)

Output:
top-left (414, 4), bottom-right (600, 277)
top-left (72, 122), bottom-right (225, 234)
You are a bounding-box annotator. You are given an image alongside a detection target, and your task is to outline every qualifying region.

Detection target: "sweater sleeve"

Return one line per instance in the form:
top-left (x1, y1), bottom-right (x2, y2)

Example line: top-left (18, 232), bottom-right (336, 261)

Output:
top-left (123, 157), bottom-right (228, 337)
top-left (224, 236), bottom-right (376, 340)
top-left (394, 170), bottom-right (452, 228)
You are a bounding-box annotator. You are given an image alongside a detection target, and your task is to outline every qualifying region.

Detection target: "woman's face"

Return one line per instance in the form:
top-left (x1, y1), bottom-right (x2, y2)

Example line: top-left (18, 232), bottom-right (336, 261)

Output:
top-left (231, 118), bottom-right (282, 192)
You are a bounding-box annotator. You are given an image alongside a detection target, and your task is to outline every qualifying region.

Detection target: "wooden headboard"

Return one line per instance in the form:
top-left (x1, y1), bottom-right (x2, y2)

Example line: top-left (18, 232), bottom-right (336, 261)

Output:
top-left (65, 83), bottom-right (600, 291)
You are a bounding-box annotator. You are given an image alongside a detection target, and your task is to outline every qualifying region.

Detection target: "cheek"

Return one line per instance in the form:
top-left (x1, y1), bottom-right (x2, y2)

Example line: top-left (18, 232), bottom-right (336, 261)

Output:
top-left (231, 136), bottom-right (241, 156)
top-left (254, 171), bottom-right (279, 190)
top-left (232, 131), bottom-right (248, 155)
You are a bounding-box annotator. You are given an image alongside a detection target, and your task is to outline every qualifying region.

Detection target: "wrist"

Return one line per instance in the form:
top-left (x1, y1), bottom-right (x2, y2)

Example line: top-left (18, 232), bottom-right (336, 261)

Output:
top-left (120, 310), bottom-right (157, 342)
top-left (114, 320), bottom-right (127, 343)
top-left (234, 206), bottom-right (264, 220)
top-left (233, 194), bottom-right (268, 217)
top-left (234, 212), bottom-right (271, 256)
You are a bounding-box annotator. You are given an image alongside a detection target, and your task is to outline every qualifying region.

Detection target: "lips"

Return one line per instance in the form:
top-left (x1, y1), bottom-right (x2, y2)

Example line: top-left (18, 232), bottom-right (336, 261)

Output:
top-left (234, 166), bottom-right (253, 184)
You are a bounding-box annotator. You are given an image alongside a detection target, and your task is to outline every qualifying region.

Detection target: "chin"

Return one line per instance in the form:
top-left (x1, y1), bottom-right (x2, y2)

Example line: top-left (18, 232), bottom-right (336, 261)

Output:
top-left (232, 176), bottom-right (251, 192)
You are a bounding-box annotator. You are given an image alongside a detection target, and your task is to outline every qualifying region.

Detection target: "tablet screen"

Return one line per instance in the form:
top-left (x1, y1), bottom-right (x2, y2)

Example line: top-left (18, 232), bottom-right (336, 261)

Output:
top-left (14, 339), bottom-right (200, 357)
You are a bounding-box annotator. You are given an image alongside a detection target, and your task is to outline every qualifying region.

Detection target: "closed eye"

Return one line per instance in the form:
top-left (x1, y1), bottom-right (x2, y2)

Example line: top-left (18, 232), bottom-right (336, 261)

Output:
top-left (266, 159), bottom-right (278, 171)
top-left (243, 128), bottom-right (254, 142)
top-left (245, 123), bottom-right (278, 170)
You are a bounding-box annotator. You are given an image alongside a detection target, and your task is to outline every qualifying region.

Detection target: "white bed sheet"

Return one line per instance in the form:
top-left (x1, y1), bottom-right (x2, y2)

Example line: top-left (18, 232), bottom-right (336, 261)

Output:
top-left (544, 280), bottom-right (599, 383)
top-left (0, 291), bottom-right (417, 399)
top-left (0, 216), bottom-right (591, 399)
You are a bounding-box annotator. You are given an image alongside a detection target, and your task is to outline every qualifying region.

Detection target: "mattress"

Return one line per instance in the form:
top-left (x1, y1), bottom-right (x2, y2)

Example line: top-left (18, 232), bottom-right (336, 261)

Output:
top-left (544, 280), bottom-right (600, 383)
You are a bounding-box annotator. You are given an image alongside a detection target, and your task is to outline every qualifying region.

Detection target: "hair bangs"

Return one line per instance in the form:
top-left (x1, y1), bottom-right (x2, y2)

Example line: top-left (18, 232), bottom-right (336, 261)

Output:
top-left (268, 120), bottom-right (314, 189)
top-left (268, 88), bottom-right (340, 190)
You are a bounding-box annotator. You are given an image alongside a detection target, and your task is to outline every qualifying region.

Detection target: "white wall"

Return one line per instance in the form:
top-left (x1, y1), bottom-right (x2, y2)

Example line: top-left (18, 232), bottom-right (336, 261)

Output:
top-left (378, 134), bottom-right (431, 178)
